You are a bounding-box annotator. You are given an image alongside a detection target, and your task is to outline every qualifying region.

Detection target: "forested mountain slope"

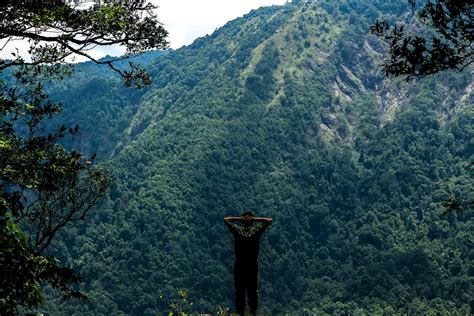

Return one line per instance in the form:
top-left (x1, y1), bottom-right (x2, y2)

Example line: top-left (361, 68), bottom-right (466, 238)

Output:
top-left (46, 1), bottom-right (472, 314)
top-left (45, 50), bottom-right (166, 159)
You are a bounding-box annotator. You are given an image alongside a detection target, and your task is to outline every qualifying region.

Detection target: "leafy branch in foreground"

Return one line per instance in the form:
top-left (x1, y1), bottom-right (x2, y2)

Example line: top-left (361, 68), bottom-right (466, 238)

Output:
top-left (0, 0), bottom-right (169, 87)
top-left (1, 0), bottom-right (169, 313)
top-left (0, 64), bottom-right (111, 313)
top-left (371, 0), bottom-right (473, 79)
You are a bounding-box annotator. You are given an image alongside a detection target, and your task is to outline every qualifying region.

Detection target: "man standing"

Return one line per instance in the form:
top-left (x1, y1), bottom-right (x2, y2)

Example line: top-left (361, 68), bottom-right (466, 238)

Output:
top-left (224, 211), bottom-right (272, 316)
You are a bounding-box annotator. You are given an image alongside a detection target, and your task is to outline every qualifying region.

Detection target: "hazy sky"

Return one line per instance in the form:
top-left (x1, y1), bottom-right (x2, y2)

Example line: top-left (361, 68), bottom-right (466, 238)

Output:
top-left (1, 0), bottom-right (287, 61)
top-left (156, 0), bottom-right (287, 49)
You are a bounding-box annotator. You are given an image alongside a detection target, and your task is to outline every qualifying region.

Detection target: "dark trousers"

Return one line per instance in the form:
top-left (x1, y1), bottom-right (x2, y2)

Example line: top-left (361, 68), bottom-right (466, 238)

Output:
top-left (234, 261), bottom-right (258, 314)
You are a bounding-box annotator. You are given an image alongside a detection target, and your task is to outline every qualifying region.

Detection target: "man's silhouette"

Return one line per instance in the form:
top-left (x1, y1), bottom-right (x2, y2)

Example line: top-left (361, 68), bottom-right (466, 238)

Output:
top-left (224, 211), bottom-right (272, 316)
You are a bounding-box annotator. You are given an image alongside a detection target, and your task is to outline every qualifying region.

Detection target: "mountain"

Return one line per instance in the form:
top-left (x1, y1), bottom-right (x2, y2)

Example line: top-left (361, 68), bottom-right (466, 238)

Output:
top-left (44, 1), bottom-right (473, 314)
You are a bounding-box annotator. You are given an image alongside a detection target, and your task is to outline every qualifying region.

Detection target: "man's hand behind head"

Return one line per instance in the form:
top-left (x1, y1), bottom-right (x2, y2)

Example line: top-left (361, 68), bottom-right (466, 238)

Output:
top-left (242, 215), bottom-right (254, 223)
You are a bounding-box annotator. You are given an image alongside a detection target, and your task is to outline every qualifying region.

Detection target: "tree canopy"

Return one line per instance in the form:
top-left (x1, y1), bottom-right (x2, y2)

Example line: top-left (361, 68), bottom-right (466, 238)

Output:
top-left (0, 0), bottom-right (168, 313)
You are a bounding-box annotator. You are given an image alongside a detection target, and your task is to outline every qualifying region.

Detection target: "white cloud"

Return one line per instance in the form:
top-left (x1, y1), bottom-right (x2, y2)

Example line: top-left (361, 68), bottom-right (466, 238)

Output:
top-left (154, 0), bottom-right (287, 48)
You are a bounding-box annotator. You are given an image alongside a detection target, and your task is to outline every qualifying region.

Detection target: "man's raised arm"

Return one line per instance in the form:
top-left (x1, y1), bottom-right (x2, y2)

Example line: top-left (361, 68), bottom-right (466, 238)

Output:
top-left (224, 216), bottom-right (243, 223)
top-left (224, 216), bottom-right (242, 233)
top-left (252, 217), bottom-right (272, 235)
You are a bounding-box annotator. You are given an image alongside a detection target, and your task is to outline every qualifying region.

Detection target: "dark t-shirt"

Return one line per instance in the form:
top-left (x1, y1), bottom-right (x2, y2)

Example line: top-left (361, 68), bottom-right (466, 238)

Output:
top-left (226, 222), bottom-right (270, 265)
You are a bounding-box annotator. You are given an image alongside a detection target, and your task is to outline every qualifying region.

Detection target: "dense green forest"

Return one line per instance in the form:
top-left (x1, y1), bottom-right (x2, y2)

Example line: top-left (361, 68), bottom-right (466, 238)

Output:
top-left (37, 0), bottom-right (473, 314)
